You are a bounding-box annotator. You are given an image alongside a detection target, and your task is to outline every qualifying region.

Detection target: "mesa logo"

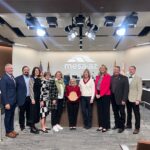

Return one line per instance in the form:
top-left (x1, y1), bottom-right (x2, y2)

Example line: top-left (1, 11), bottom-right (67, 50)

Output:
top-left (67, 55), bottom-right (95, 63)
top-left (64, 55), bottom-right (98, 70)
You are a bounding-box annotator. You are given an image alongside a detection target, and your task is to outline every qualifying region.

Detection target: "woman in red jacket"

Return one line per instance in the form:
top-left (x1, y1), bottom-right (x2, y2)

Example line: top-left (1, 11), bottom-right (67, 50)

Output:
top-left (66, 78), bottom-right (81, 130)
top-left (95, 65), bottom-right (111, 132)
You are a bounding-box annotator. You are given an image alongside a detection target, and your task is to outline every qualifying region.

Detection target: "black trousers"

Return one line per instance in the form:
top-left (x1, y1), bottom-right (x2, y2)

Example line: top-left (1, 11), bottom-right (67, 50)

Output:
top-left (67, 102), bottom-right (79, 127)
top-left (51, 99), bottom-right (64, 126)
top-left (4, 104), bottom-right (16, 133)
top-left (97, 95), bottom-right (110, 129)
top-left (111, 94), bottom-right (126, 129)
top-left (126, 100), bottom-right (140, 129)
top-left (19, 96), bottom-right (31, 128)
top-left (81, 96), bottom-right (93, 128)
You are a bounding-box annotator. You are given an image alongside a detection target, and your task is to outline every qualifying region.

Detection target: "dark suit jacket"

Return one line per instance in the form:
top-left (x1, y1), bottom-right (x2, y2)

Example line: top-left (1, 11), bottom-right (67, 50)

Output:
top-left (16, 75), bottom-right (28, 106)
top-left (111, 74), bottom-right (129, 105)
top-left (0, 73), bottom-right (16, 106)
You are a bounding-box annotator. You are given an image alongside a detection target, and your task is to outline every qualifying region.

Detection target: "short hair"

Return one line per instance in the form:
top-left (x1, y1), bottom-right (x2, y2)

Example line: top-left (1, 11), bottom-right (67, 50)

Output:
top-left (44, 72), bottom-right (51, 77)
top-left (69, 78), bottom-right (77, 86)
top-left (5, 63), bottom-right (12, 68)
top-left (83, 69), bottom-right (91, 78)
top-left (55, 71), bottom-right (63, 78)
top-left (130, 66), bottom-right (136, 70)
top-left (115, 66), bottom-right (120, 70)
top-left (31, 67), bottom-right (41, 78)
top-left (22, 66), bottom-right (29, 71)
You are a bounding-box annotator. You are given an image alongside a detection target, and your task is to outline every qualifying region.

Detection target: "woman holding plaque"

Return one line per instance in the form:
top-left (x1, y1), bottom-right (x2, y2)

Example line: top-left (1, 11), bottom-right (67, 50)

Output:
top-left (65, 78), bottom-right (81, 130)
top-left (95, 65), bottom-right (111, 132)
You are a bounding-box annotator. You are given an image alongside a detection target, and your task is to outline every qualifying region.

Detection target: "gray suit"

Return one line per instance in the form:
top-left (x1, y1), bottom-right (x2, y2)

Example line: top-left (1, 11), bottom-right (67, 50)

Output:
top-left (128, 75), bottom-right (142, 102)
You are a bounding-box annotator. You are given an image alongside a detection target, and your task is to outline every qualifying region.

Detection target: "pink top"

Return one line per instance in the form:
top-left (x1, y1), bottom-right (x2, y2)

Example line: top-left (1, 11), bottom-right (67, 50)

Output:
top-left (95, 73), bottom-right (111, 97)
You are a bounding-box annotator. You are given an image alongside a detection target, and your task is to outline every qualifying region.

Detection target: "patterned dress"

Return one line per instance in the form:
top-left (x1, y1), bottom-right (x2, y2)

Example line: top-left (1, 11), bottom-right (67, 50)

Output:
top-left (40, 78), bottom-right (58, 118)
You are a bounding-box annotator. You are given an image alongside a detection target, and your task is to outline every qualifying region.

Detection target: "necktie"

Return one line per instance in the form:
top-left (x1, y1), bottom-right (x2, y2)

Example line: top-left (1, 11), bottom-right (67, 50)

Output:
top-left (129, 76), bottom-right (132, 78)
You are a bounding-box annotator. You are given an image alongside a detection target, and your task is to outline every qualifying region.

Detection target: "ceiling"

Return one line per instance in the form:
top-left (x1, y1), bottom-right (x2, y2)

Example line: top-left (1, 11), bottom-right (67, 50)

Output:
top-left (0, 0), bottom-right (150, 51)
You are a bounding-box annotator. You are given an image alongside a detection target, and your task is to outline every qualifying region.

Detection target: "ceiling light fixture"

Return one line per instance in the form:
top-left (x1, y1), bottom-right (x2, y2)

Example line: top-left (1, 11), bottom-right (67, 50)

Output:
top-left (65, 14), bottom-right (98, 50)
top-left (46, 17), bottom-right (58, 28)
top-left (104, 16), bottom-right (116, 27)
top-left (116, 27), bottom-right (126, 36)
top-left (36, 28), bottom-right (46, 36)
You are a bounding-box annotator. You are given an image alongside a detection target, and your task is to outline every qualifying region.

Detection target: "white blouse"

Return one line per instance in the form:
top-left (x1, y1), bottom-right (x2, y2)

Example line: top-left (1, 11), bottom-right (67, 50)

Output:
top-left (79, 78), bottom-right (95, 100)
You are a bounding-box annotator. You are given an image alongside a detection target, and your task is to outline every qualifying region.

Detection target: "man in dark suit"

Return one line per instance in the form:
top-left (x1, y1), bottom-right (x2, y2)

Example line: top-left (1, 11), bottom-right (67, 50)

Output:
top-left (0, 64), bottom-right (18, 138)
top-left (111, 66), bottom-right (129, 133)
top-left (16, 66), bottom-right (31, 131)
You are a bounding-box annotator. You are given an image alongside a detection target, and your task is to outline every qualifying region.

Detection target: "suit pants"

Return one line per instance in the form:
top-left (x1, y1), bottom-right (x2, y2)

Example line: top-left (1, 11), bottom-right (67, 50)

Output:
top-left (126, 100), bottom-right (140, 129)
top-left (80, 96), bottom-right (93, 128)
top-left (111, 95), bottom-right (126, 129)
top-left (97, 95), bottom-right (110, 129)
top-left (67, 102), bottom-right (79, 127)
top-left (4, 104), bottom-right (16, 133)
top-left (19, 96), bottom-right (31, 128)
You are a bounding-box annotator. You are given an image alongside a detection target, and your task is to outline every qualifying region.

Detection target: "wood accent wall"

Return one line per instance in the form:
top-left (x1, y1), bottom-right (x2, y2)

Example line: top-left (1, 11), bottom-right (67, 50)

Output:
top-left (0, 46), bottom-right (12, 77)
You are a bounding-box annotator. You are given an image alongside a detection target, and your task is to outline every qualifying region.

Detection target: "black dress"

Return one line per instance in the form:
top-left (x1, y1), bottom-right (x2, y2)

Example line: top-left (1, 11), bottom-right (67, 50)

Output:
top-left (29, 77), bottom-right (41, 124)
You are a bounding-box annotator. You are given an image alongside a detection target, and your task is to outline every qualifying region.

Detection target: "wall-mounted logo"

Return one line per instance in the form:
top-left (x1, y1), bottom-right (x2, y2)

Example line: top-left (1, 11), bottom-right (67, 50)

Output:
top-left (64, 55), bottom-right (98, 70)
top-left (67, 55), bottom-right (95, 63)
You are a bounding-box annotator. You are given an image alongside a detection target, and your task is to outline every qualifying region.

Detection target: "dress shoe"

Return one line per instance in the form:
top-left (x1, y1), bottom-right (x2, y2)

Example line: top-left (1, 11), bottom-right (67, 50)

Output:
top-left (102, 129), bottom-right (107, 133)
top-left (12, 131), bottom-right (19, 136)
top-left (20, 127), bottom-right (25, 131)
top-left (118, 128), bottom-right (124, 133)
top-left (112, 126), bottom-right (118, 130)
top-left (45, 127), bottom-right (51, 130)
top-left (125, 126), bottom-right (132, 129)
top-left (133, 129), bottom-right (140, 134)
top-left (30, 128), bottom-right (39, 134)
top-left (96, 127), bottom-right (103, 131)
top-left (6, 132), bottom-right (16, 138)
top-left (41, 129), bottom-right (48, 133)
top-left (72, 127), bottom-right (77, 130)
top-left (56, 124), bottom-right (63, 130)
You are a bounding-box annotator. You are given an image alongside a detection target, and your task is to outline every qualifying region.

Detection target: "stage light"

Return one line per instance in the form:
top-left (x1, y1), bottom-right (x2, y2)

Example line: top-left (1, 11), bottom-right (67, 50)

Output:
top-left (124, 12), bottom-right (138, 28)
top-left (104, 16), bottom-right (116, 27)
top-left (68, 31), bottom-right (78, 41)
top-left (25, 13), bottom-right (40, 29)
top-left (85, 31), bottom-right (96, 40)
top-left (46, 17), bottom-right (58, 28)
top-left (73, 14), bottom-right (85, 27)
top-left (116, 27), bottom-right (126, 36)
top-left (36, 28), bottom-right (46, 36)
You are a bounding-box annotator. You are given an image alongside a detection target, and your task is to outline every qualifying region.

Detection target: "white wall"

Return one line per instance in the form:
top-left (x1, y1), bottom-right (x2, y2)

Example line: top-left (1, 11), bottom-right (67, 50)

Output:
top-left (12, 46), bottom-right (39, 77)
top-left (125, 46), bottom-right (150, 79)
top-left (12, 45), bottom-right (150, 79)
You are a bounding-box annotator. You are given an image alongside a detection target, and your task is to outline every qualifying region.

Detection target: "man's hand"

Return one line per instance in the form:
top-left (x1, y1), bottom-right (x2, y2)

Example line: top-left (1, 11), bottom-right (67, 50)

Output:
top-left (5, 104), bottom-right (10, 110)
top-left (135, 100), bottom-right (140, 105)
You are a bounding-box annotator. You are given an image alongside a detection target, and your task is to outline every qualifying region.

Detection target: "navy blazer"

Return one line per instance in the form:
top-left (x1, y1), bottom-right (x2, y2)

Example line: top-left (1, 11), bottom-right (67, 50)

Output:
top-left (16, 75), bottom-right (28, 106)
top-left (0, 73), bottom-right (16, 105)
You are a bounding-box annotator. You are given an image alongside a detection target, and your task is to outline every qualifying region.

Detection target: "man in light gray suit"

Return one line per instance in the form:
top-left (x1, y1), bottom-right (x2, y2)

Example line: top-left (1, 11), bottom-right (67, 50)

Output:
top-left (126, 66), bottom-right (142, 134)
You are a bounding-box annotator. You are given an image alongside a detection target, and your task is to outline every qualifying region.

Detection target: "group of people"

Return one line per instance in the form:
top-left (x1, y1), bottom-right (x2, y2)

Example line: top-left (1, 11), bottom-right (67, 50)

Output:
top-left (0, 63), bottom-right (142, 138)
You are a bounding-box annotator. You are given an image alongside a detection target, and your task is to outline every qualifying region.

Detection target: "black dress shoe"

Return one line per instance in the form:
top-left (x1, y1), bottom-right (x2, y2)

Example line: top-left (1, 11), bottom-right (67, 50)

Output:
top-left (133, 129), bottom-right (139, 134)
top-left (118, 128), bottom-right (124, 133)
top-left (125, 126), bottom-right (132, 129)
top-left (41, 129), bottom-right (48, 133)
top-left (30, 128), bottom-right (39, 134)
top-left (102, 129), bottom-right (107, 133)
top-left (96, 127), bottom-right (103, 131)
top-left (112, 126), bottom-right (118, 130)
top-left (20, 127), bottom-right (25, 131)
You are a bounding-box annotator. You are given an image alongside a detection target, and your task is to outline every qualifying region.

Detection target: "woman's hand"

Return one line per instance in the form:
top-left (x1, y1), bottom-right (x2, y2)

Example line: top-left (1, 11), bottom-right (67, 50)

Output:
top-left (31, 99), bottom-right (35, 105)
top-left (52, 100), bottom-right (57, 105)
top-left (40, 101), bottom-right (44, 107)
top-left (96, 94), bottom-right (100, 99)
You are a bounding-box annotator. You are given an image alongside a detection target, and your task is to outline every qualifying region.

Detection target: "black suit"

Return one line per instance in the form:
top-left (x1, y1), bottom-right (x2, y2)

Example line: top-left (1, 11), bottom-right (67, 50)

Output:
top-left (16, 75), bottom-right (31, 128)
top-left (0, 73), bottom-right (16, 133)
top-left (111, 74), bottom-right (129, 129)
